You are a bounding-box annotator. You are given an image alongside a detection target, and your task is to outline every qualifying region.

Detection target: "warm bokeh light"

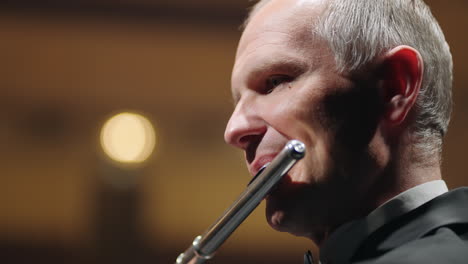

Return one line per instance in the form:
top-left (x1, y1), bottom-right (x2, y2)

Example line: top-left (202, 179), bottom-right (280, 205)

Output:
top-left (100, 112), bottom-right (156, 164)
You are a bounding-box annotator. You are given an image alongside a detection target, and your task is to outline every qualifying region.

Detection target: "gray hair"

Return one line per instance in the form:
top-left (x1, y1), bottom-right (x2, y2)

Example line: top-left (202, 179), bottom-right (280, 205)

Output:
top-left (317, 0), bottom-right (453, 157)
top-left (244, 0), bottom-right (453, 157)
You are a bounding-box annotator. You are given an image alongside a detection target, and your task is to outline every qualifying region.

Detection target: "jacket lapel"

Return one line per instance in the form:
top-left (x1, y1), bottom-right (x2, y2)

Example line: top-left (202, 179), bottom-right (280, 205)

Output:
top-left (353, 188), bottom-right (468, 260)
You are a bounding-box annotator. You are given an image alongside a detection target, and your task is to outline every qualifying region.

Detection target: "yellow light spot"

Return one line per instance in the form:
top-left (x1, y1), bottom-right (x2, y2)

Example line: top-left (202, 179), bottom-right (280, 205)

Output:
top-left (100, 112), bottom-right (156, 164)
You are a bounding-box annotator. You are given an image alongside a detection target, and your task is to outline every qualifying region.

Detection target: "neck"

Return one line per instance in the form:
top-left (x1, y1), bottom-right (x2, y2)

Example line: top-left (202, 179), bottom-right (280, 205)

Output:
top-left (306, 131), bottom-right (443, 246)
top-left (364, 132), bottom-right (443, 214)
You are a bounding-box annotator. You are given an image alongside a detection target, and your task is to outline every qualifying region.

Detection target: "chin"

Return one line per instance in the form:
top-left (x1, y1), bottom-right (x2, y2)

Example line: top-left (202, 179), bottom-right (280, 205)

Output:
top-left (265, 197), bottom-right (308, 237)
top-left (266, 208), bottom-right (285, 231)
top-left (265, 195), bottom-right (327, 241)
top-left (266, 208), bottom-right (313, 239)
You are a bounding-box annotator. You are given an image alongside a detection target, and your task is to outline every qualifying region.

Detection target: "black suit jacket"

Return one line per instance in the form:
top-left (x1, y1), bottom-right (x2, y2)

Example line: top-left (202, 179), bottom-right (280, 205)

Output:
top-left (351, 188), bottom-right (468, 263)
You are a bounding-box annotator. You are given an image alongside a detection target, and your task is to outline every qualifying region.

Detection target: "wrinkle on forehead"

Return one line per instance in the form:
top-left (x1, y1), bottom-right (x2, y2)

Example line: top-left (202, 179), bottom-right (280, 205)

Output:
top-left (248, 0), bottom-right (327, 21)
top-left (237, 0), bottom-right (328, 58)
top-left (239, 30), bottom-right (295, 60)
top-left (296, 0), bottom-right (327, 7)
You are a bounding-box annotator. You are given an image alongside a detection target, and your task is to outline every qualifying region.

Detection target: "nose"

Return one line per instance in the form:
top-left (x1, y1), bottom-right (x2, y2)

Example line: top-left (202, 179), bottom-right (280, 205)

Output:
top-left (224, 101), bottom-right (266, 150)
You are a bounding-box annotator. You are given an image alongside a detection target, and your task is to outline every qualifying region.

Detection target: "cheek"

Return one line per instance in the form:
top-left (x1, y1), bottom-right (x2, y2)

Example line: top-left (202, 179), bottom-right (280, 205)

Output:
top-left (262, 91), bottom-right (323, 141)
top-left (291, 132), bottom-right (333, 185)
top-left (321, 79), bottom-right (383, 147)
top-left (259, 81), bottom-right (341, 183)
top-left (263, 100), bottom-right (333, 184)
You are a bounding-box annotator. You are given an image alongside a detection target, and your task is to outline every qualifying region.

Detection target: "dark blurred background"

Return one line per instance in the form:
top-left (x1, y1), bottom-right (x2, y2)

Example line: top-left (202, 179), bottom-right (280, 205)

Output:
top-left (0, 1), bottom-right (466, 263)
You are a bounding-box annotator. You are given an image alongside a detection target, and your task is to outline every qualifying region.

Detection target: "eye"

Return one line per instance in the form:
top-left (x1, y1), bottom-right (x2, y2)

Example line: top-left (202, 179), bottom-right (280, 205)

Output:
top-left (264, 75), bottom-right (293, 94)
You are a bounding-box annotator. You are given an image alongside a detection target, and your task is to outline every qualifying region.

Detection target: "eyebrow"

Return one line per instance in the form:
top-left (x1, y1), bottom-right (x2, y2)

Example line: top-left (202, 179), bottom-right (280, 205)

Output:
top-left (231, 58), bottom-right (308, 105)
top-left (248, 59), bottom-right (308, 81)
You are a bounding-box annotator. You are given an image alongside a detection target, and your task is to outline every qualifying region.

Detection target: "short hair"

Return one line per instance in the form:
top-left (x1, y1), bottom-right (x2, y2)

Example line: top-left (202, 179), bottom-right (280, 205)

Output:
top-left (243, 0), bottom-right (453, 157)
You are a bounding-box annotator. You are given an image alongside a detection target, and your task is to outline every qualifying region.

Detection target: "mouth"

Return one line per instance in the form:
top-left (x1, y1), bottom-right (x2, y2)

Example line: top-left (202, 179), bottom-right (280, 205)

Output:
top-left (248, 153), bottom-right (278, 176)
top-left (245, 137), bottom-right (261, 164)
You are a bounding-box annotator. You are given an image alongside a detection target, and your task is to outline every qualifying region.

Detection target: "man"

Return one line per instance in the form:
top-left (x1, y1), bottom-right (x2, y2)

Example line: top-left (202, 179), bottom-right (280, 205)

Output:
top-left (224, 0), bottom-right (468, 263)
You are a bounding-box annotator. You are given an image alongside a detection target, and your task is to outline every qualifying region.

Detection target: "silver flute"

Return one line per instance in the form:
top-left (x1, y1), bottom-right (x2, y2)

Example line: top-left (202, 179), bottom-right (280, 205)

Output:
top-left (175, 140), bottom-right (306, 264)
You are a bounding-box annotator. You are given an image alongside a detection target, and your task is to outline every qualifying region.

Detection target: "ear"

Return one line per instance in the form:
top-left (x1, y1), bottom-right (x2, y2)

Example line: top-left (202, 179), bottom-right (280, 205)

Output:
top-left (379, 45), bottom-right (424, 126)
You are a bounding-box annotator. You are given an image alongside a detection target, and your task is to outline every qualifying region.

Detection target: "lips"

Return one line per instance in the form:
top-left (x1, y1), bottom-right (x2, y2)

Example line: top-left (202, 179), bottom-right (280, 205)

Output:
top-left (248, 153), bottom-right (278, 176)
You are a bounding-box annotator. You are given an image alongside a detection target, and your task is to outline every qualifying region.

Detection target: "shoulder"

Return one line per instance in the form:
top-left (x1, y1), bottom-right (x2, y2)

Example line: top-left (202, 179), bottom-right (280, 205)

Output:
top-left (354, 225), bottom-right (468, 264)
top-left (352, 187), bottom-right (468, 264)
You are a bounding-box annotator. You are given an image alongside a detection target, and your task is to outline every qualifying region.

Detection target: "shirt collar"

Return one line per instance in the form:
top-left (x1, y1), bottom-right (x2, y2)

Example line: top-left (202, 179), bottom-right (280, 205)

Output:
top-left (319, 180), bottom-right (448, 264)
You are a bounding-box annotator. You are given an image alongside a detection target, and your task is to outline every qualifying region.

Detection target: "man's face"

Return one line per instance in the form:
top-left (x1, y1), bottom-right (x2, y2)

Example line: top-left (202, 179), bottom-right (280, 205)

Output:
top-left (225, 0), bottom-right (382, 239)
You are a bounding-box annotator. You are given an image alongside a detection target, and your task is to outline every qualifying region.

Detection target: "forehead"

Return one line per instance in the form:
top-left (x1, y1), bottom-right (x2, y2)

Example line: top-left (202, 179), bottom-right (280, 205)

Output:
top-left (238, 0), bottom-right (326, 56)
top-left (231, 0), bottom-right (330, 100)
